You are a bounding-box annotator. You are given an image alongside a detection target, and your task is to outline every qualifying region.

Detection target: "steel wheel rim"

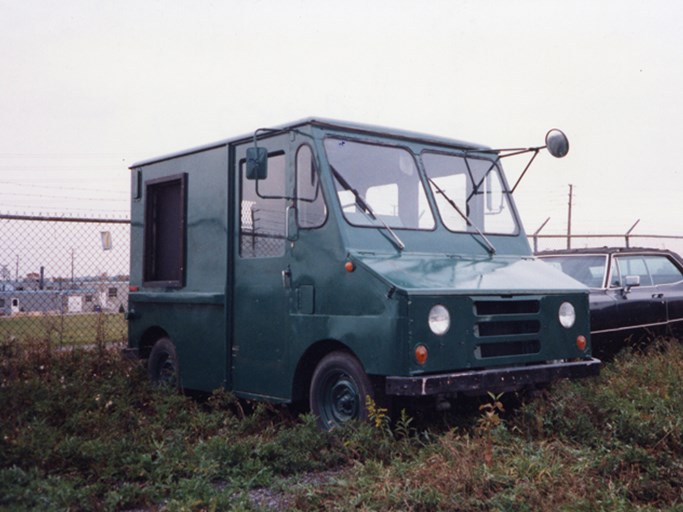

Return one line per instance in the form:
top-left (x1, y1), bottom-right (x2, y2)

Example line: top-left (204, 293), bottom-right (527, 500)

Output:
top-left (319, 371), bottom-right (360, 426)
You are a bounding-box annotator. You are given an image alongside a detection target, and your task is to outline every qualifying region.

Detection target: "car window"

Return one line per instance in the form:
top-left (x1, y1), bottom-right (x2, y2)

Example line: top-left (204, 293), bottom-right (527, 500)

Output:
top-left (614, 256), bottom-right (653, 286)
top-left (643, 255), bottom-right (683, 285)
top-left (608, 261), bottom-right (622, 287)
top-left (539, 255), bottom-right (606, 288)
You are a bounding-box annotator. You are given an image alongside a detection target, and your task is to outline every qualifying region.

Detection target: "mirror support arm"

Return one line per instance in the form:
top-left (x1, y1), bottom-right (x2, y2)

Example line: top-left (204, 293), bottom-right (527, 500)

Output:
top-left (484, 128), bottom-right (569, 194)
top-left (510, 149), bottom-right (540, 193)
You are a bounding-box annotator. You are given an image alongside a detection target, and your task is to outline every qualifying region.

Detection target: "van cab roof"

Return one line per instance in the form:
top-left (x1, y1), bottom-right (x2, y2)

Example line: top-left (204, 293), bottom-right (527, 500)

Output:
top-left (130, 117), bottom-right (489, 169)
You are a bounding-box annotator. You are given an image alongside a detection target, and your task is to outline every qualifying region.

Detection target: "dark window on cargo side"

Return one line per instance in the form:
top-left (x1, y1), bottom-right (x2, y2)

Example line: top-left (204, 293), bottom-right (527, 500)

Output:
top-left (240, 153), bottom-right (286, 258)
top-left (143, 173), bottom-right (187, 287)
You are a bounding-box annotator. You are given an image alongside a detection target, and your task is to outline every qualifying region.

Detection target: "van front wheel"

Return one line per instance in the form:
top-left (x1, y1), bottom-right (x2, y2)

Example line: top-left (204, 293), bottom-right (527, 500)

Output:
top-left (310, 351), bottom-right (373, 430)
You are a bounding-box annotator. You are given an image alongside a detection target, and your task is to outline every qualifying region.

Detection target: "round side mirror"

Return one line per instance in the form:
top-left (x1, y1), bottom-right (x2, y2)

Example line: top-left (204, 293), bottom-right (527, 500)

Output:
top-left (545, 129), bottom-right (569, 158)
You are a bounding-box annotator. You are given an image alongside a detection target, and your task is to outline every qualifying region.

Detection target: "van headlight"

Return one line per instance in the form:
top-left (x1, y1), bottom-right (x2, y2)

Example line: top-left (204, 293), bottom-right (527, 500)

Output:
top-left (428, 305), bottom-right (450, 335)
top-left (558, 302), bottom-right (576, 329)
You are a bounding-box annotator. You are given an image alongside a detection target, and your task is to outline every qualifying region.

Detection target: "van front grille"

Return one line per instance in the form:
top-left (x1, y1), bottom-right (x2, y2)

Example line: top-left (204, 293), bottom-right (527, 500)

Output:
top-left (472, 298), bottom-right (542, 358)
top-left (474, 300), bottom-right (540, 316)
top-left (476, 320), bottom-right (540, 337)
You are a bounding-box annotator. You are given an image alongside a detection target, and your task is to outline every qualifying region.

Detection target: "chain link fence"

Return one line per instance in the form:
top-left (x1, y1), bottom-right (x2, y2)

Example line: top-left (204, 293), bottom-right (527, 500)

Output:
top-left (3, 211), bottom-right (683, 345)
top-left (0, 214), bottom-right (130, 345)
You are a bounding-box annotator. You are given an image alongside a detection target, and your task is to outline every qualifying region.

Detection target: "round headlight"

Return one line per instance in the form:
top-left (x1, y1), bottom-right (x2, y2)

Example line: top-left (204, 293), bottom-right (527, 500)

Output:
top-left (558, 302), bottom-right (576, 329)
top-left (428, 305), bottom-right (450, 335)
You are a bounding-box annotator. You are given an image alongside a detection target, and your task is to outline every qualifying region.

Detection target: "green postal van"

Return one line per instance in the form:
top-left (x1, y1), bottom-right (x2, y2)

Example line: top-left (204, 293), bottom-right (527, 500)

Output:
top-left (126, 118), bottom-right (599, 428)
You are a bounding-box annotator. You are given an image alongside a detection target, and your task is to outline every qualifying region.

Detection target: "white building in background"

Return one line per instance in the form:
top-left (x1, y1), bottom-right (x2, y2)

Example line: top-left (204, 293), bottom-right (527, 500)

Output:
top-left (0, 278), bottom-right (128, 316)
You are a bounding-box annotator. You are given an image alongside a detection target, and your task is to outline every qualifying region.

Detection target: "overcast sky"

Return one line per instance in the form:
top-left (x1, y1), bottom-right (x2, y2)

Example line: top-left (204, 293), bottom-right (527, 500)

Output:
top-left (2, 0), bottom-right (682, 242)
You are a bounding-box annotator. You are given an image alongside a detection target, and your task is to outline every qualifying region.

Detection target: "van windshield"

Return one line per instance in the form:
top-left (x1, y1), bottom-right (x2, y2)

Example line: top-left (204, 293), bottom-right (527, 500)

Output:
top-left (421, 152), bottom-right (518, 235)
top-left (324, 138), bottom-right (435, 230)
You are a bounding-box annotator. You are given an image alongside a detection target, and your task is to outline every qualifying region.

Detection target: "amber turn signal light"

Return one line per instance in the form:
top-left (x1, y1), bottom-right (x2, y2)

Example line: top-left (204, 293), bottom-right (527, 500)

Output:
top-left (344, 261), bottom-right (355, 272)
top-left (415, 344), bottom-right (428, 365)
top-left (576, 335), bottom-right (587, 351)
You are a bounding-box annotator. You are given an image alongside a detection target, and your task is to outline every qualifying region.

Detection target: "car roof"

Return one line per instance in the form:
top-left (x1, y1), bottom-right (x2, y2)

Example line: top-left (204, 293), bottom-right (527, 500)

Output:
top-left (536, 246), bottom-right (683, 267)
top-left (537, 246), bottom-right (679, 257)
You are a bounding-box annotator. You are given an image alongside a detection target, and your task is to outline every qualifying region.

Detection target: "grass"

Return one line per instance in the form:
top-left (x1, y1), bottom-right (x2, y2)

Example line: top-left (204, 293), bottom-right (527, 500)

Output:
top-left (1, 337), bottom-right (682, 511)
top-left (0, 312), bottom-right (126, 345)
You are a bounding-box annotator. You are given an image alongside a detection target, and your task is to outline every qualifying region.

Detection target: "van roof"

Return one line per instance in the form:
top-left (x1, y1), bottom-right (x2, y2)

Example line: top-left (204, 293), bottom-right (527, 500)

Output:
top-left (130, 117), bottom-right (489, 168)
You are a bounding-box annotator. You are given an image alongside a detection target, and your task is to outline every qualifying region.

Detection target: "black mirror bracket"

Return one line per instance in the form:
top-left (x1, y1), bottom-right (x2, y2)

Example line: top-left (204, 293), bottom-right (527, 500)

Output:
top-left (490, 128), bottom-right (570, 194)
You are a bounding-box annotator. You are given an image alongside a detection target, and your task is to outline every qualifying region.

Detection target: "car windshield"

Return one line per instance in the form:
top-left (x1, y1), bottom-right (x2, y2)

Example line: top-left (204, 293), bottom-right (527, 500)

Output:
top-left (540, 255), bottom-right (608, 288)
top-left (421, 151), bottom-right (518, 235)
top-left (324, 138), bottom-right (435, 230)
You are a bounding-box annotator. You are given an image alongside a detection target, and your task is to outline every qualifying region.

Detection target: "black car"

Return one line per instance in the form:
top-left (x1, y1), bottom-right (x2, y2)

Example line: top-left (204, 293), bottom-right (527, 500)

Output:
top-left (537, 247), bottom-right (683, 356)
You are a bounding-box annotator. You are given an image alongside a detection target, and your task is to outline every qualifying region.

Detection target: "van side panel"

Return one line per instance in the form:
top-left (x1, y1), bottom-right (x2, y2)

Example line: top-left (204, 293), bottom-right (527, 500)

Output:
top-left (129, 145), bottom-right (229, 392)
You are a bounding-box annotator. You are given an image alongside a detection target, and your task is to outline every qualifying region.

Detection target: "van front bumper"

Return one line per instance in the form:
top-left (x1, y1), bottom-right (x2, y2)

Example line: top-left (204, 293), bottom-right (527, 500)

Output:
top-left (385, 357), bottom-right (601, 396)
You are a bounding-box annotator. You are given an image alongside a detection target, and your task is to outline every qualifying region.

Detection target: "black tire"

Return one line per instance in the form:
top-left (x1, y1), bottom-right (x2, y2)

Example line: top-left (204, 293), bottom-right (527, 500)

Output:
top-left (310, 351), bottom-right (374, 430)
top-left (147, 337), bottom-right (181, 391)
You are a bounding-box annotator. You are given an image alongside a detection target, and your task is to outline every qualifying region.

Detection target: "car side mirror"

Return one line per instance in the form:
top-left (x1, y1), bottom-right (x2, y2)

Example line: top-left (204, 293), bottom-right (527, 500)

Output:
top-left (246, 147), bottom-right (268, 180)
top-left (623, 275), bottom-right (640, 295)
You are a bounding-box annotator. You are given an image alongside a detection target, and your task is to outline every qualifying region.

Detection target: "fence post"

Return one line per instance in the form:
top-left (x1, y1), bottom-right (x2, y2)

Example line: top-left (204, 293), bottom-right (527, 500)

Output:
top-left (625, 219), bottom-right (640, 248)
top-left (532, 217), bottom-right (551, 253)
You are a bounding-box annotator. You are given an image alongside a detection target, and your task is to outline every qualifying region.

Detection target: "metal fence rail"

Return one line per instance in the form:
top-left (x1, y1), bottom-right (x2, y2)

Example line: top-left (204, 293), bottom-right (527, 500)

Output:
top-left (0, 214), bottom-right (130, 345)
top-left (530, 218), bottom-right (683, 254)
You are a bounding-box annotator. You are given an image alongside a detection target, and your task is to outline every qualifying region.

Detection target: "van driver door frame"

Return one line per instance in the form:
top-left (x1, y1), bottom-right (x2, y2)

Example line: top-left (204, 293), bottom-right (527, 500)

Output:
top-left (231, 133), bottom-right (295, 400)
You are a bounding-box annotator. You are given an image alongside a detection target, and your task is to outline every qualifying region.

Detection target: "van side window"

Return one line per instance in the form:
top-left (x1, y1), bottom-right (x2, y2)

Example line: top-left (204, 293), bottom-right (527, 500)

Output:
top-left (143, 173), bottom-right (187, 287)
top-left (240, 153), bottom-right (287, 258)
top-left (296, 145), bottom-right (327, 228)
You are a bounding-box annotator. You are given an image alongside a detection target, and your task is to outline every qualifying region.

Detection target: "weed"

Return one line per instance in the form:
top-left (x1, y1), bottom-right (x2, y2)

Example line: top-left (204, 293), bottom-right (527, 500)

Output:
top-left (476, 391), bottom-right (506, 465)
top-left (1, 337), bottom-right (682, 510)
top-left (393, 408), bottom-right (416, 440)
top-left (366, 394), bottom-right (391, 432)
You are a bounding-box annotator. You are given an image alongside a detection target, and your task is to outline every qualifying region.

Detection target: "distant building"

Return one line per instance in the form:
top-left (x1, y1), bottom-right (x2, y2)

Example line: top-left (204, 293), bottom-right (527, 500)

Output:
top-left (0, 278), bottom-right (128, 316)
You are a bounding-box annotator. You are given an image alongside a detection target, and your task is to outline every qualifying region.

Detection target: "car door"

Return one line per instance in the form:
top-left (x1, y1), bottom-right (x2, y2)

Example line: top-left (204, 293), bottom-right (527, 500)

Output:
top-left (609, 254), bottom-right (667, 332)
top-left (232, 133), bottom-right (294, 400)
top-left (641, 254), bottom-right (683, 331)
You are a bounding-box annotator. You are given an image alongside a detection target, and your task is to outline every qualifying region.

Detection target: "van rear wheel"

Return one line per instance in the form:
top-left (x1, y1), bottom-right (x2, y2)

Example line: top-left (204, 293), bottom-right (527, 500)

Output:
top-left (148, 337), bottom-right (180, 391)
top-left (310, 351), bottom-right (373, 430)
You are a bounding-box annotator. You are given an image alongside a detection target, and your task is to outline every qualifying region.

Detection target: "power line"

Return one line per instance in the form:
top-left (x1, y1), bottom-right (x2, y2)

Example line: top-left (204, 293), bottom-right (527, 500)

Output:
top-left (0, 166), bottom-right (126, 171)
top-left (0, 191), bottom-right (127, 202)
top-left (0, 152), bottom-right (145, 158)
top-left (0, 203), bottom-right (129, 214)
top-left (0, 180), bottom-right (127, 193)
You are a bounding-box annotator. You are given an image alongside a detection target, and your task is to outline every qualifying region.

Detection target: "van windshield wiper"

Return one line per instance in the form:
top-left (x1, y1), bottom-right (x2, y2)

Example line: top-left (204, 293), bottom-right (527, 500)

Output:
top-left (426, 176), bottom-right (496, 255)
top-left (330, 166), bottom-right (405, 252)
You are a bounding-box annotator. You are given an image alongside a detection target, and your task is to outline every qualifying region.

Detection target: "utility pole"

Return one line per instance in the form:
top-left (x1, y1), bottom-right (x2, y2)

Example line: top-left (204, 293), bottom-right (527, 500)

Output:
top-left (566, 184), bottom-right (573, 249)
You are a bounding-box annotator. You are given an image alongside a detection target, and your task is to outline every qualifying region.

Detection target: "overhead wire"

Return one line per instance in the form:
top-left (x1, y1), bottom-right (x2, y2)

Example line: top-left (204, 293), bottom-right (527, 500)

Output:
top-left (0, 180), bottom-right (128, 195)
